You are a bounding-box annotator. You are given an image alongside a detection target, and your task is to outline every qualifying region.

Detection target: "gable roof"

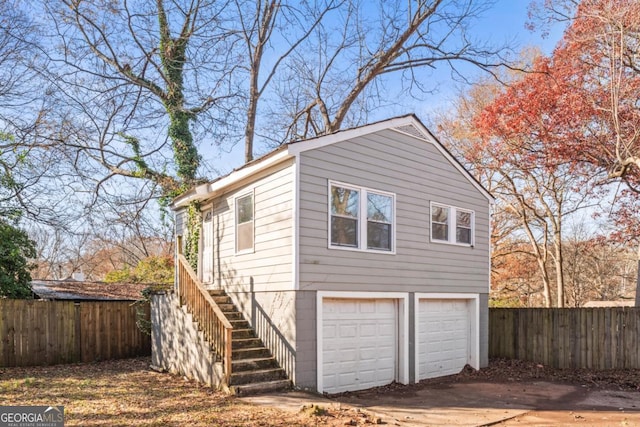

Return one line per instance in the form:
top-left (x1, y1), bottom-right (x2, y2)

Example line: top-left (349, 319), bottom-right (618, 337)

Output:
top-left (173, 114), bottom-right (492, 208)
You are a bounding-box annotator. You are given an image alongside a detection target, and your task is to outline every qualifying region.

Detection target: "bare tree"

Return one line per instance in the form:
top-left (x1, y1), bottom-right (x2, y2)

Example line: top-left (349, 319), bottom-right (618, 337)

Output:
top-left (234, 0), bottom-right (344, 161)
top-left (271, 0), bottom-right (513, 143)
top-left (38, 0), bottom-right (246, 197)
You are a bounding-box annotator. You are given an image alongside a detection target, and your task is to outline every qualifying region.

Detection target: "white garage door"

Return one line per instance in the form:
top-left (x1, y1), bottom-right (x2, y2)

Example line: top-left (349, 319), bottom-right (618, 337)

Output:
top-left (322, 298), bottom-right (397, 393)
top-left (418, 299), bottom-right (470, 380)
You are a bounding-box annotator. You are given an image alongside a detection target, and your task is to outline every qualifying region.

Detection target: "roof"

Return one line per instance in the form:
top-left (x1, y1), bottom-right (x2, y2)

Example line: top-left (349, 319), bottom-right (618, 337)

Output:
top-left (172, 114), bottom-right (493, 208)
top-left (31, 280), bottom-right (148, 301)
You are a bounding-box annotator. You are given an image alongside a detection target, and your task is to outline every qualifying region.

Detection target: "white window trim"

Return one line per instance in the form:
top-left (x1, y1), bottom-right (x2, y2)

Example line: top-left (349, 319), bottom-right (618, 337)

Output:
top-left (327, 180), bottom-right (396, 254)
top-left (430, 201), bottom-right (475, 247)
top-left (235, 190), bottom-right (255, 255)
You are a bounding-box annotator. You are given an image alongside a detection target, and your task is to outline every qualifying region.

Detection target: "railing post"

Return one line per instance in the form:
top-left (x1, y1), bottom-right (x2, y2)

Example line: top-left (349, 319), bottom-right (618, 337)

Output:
top-left (225, 328), bottom-right (233, 384)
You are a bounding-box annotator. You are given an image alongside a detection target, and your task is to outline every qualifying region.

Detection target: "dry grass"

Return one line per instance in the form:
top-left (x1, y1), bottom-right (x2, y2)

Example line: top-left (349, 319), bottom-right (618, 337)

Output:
top-left (0, 358), bottom-right (350, 426)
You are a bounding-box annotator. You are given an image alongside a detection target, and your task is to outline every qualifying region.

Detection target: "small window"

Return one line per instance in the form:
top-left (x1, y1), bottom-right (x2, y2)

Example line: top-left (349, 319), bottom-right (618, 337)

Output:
top-left (431, 202), bottom-right (474, 246)
top-left (456, 210), bottom-right (472, 245)
top-left (367, 193), bottom-right (393, 250)
top-left (329, 181), bottom-right (394, 252)
top-left (431, 205), bottom-right (449, 242)
top-left (236, 193), bottom-right (254, 253)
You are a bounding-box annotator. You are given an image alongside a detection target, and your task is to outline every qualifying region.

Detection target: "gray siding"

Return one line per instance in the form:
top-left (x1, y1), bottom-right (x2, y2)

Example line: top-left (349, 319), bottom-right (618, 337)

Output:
top-left (294, 290), bottom-right (317, 390)
top-left (298, 128), bottom-right (491, 294)
top-left (479, 293), bottom-right (489, 368)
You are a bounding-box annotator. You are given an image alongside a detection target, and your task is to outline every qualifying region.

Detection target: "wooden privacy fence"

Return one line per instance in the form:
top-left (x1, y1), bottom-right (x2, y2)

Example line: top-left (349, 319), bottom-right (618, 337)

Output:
top-left (490, 307), bottom-right (640, 369)
top-left (0, 299), bottom-right (151, 367)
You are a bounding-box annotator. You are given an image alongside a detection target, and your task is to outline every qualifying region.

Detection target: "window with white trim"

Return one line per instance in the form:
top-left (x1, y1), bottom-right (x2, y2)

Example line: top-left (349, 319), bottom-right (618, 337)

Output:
top-left (235, 192), bottom-right (254, 253)
top-left (329, 182), bottom-right (394, 252)
top-left (430, 203), bottom-right (474, 246)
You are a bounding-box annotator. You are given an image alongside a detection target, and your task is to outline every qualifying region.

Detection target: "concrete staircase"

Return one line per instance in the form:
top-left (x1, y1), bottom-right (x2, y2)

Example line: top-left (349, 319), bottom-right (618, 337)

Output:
top-left (209, 290), bottom-right (290, 395)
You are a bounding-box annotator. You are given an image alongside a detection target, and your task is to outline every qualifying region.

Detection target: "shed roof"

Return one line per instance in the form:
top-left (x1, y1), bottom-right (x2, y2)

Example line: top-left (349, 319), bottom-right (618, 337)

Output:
top-left (31, 280), bottom-right (148, 301)
top-left (582, 300), bottom-right (635, 308)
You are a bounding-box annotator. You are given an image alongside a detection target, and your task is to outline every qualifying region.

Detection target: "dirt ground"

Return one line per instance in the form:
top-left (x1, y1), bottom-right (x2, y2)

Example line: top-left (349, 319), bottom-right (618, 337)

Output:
top-left (0, 357), bottom-right (639, 426)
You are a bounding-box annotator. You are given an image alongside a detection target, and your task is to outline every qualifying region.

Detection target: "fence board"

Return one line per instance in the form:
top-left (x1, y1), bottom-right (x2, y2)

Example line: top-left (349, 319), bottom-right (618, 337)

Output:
top-left (0, 300), bottom-right (150, 367)
top-left (490, 307), bottom-right (640, 370)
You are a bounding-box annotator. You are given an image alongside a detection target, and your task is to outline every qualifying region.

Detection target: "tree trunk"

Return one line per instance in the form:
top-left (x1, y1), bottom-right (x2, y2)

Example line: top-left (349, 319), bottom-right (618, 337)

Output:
top-left (536, 257), bottom-right (552, 308)
top-left (636, 255), bottom-right (640, 307)
top-left (554, 237), bottom-right (565, 308)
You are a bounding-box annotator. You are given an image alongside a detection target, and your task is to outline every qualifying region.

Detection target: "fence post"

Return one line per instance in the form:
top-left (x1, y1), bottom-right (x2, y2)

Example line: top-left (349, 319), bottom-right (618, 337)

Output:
top-left (74, 303), bottom-right (82, 363)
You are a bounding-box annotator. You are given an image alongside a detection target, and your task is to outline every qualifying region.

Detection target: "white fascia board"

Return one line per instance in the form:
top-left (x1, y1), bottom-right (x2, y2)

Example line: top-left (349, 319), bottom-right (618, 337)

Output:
top-left (287, 115), bottom-right (417, 156)
top-left (173, 150), bottom-right (292, 208)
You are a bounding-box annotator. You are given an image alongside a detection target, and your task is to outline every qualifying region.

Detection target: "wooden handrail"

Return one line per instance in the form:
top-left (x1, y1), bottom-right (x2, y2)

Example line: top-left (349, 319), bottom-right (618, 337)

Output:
top-left (176, 254), bottom-right (233, 385)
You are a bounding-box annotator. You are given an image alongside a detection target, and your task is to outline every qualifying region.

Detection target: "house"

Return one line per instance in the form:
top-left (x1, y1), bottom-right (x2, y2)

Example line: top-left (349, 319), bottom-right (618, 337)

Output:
top-left (583, 300), bottom-right (635, 308)
top-left (151, 114), bottom-right (492, 394)
top-left (31, 280), bottom-right (147, 301)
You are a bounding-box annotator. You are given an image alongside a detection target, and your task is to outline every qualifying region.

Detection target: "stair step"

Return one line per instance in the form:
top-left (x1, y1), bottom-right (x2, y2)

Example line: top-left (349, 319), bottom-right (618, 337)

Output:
top-left (185, 288), bottom-right (290, 393)
top-left (232, 337), bottom-right (263, 349)
top-left (217, 303), bottom-right (236, 312)
top-left (223, 312), bottom-right (243, 321)
top-left (230, 379), bottom-right (291, 396)
top-left (232, 347), bottom-right (271, 359)
top-left (212, 295), bottom-right (231, 305)
top-left (232, 357), bottom-right (279, 372)
top-left (229, 319), bottom-right (251, 329)
top-left (232, 328), bottom-right (255, 339)
top-left (229, 368), bottom-right (287, 385)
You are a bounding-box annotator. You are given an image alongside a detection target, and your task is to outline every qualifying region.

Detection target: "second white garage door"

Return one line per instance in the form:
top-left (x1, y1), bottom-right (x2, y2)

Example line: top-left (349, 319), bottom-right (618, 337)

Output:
top-left (322, 298), bottom-right (397, 393)
top-left (418, 299), bottom-right (470, 380)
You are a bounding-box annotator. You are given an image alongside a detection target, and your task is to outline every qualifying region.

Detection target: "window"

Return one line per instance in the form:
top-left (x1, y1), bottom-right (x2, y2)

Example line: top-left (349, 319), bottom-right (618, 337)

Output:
top-left (430, 203), bottom-right (474, 246)
top-left (236, 193), bottom-right (254, 253)
top-left (367, 193), bottom-right (393, 250)
top-left (330, 182), bottom-right (394, 252)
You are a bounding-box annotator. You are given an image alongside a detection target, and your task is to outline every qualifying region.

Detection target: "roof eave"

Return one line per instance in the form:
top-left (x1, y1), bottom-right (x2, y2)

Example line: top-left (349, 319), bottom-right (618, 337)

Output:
top-left (171, 148), bottom-right (292, 209)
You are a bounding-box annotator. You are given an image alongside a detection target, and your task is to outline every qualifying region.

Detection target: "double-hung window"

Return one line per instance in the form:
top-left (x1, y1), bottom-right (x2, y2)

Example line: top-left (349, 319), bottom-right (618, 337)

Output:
top-left (329, 182), bottom-right (394, 252)
top-left (235, 192), bottom-right (254, 253)
top-left (430, 202), bottom-right (474, 246)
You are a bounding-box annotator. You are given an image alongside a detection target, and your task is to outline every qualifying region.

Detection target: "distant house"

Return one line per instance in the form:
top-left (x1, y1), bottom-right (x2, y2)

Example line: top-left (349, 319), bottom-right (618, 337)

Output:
top-left (31, 280), bottom-right (147, 302)
top-left (583, 300), bottom-right (635, 308)
top-left (153, 114), bottom-right (492, 394)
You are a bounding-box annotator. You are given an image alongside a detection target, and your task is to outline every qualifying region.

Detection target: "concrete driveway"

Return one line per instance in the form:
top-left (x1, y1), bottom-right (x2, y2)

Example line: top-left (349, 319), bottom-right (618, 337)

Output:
top-left (243, 379), bottom-right (640, 426)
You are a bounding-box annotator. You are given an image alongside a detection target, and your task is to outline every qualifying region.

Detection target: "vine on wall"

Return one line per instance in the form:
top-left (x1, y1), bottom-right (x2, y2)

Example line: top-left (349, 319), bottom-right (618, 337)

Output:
top-left (184, 201), bottom-right (201, 271)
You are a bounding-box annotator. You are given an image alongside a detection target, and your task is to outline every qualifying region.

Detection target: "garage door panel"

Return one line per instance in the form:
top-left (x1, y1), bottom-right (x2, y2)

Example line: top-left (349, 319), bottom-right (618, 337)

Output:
top-left (418, 299), bottom-right (470, 380)
top-left (339, 324), bottom-right (358, 338)
top-left (322, 298), bottom-right (397, 393)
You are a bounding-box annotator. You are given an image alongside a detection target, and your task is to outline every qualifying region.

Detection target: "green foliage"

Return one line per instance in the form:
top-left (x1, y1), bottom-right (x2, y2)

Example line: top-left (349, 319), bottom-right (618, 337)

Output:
top-left (184, 202), bottom-right (201, 271)
top-left (168, 110), bottom-right (200, 182)
top-left (157, 6), bottom-right (200, 185)
top-left (489, 296), bottom-right (523, 308)
top-left (104, 267), bottom-right (133, 284)
top-left (119, 133), bottom-right (148, 178)
top-left (0, 220), bottom-right (36, 299)
top-left (104, 255), bottom-right (174, 285)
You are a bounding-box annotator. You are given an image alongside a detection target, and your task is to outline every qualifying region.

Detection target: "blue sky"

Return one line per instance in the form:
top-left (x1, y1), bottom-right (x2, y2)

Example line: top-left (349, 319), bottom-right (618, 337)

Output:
top-left (208, 0), bottom-right (567, 175)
